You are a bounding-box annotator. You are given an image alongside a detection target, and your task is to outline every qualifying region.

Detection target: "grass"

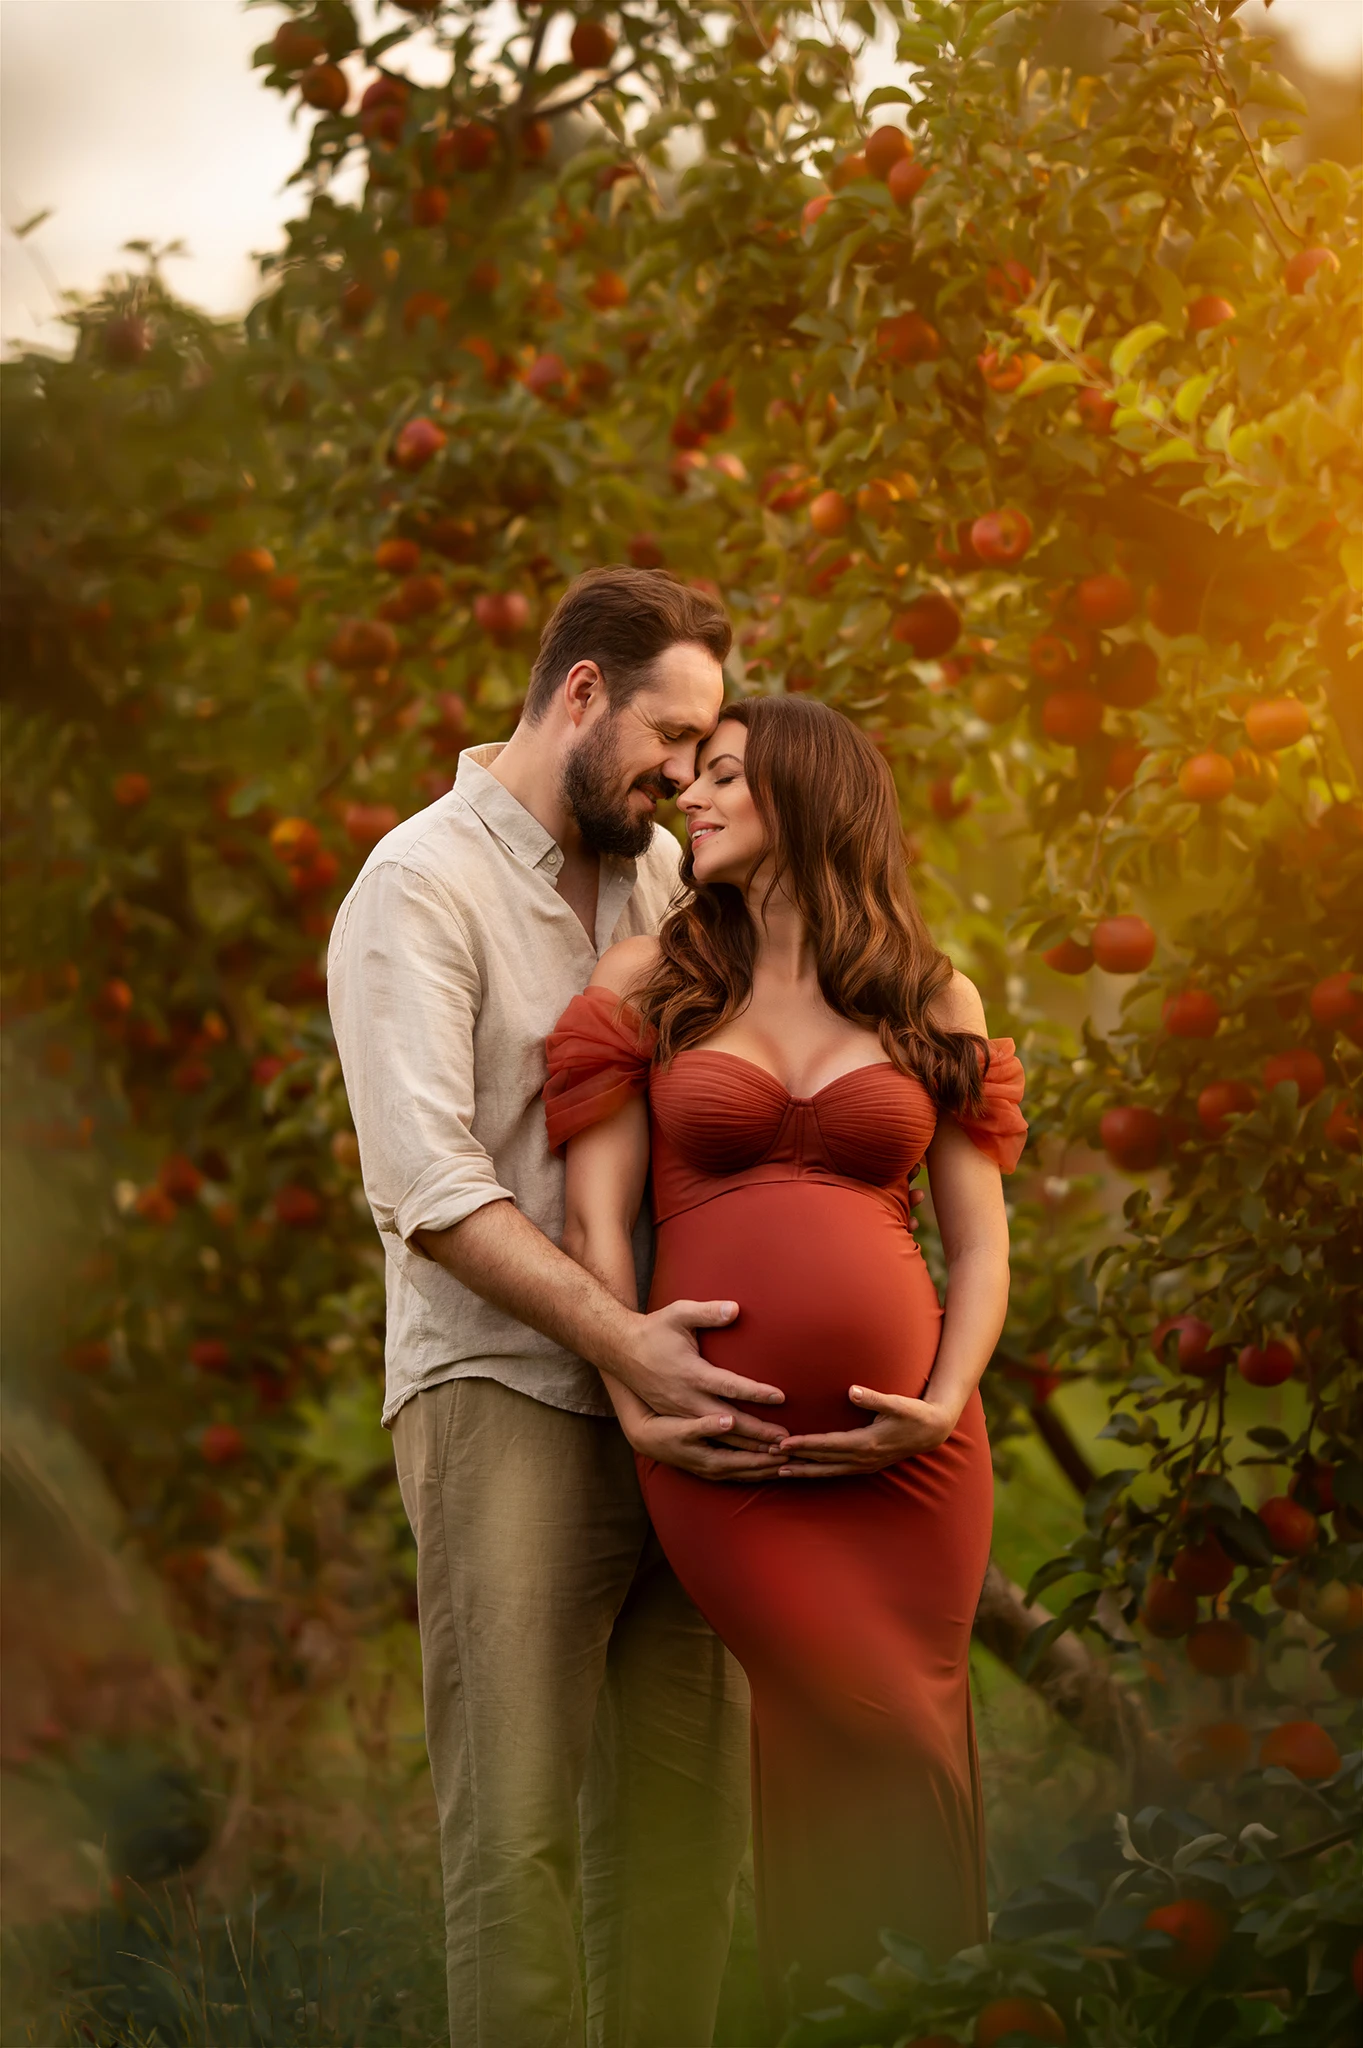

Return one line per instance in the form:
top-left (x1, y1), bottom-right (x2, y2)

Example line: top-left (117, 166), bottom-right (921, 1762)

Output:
top-left (3, 1859), bottom-right (449, 2048)
top-left (3, 1458), bottom-right (1110, 2047)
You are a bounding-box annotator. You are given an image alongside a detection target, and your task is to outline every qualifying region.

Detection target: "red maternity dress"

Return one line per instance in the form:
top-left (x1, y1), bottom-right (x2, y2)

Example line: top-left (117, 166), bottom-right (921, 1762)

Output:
top-left (544, 989), bottom-right (1026, 2014)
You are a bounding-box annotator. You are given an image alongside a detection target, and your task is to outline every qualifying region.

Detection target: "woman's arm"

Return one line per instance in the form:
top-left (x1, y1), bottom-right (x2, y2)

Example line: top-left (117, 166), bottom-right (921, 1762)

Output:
top-left (774, 970), bottom-right (1011, 1477)
top-left (562, 940), bottom-right (784, 1480)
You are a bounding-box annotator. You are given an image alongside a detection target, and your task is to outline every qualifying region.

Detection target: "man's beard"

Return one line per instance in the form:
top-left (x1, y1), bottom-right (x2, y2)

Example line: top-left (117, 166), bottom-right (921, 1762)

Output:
top-left (561, 718), bottom-right (665, 858)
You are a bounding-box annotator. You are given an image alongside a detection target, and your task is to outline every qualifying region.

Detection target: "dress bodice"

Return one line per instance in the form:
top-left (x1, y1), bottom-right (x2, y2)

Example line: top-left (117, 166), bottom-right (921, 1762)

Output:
top-left (544, 987), bottom-right (1026, 1227)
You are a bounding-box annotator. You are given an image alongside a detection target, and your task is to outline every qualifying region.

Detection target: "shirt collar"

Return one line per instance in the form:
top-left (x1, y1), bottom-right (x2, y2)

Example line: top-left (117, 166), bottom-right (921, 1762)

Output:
top-left (455, 743), bottom-right (640, 901)
top-left (456, 743), bottom-right (563, 878)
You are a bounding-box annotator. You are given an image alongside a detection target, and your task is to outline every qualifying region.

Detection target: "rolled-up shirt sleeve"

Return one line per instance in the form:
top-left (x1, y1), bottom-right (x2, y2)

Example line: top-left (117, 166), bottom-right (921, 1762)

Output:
top-left (328, 860), bottom-right (515, 1249)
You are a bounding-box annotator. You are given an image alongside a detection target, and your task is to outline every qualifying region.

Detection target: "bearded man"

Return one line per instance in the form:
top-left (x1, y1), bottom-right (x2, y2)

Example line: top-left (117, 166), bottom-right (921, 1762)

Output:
top-left (328, 568), bottom-right (787, 2048)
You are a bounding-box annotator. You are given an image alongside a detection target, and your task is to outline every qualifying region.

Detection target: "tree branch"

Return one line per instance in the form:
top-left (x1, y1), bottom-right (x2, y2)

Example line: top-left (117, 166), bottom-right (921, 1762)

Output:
top-left (529, 61), bottom-right (639, 123)
top-left (1033, 1401), bottom-right (1099, 1498)
top-left (513, 9), bottom-right (553, 115)
top-left (972, 1562), bottom-right (1175, 1799)
top-left (993, 1350), bottom-right (1099, 1499)
top-left (1195, 25), bottom-right (1304, 249)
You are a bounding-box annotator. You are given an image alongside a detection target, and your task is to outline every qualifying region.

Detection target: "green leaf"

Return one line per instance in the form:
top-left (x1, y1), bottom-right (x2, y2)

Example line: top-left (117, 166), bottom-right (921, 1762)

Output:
top-left (1052, 305), bottom-right (1093, 352)
top-left (1174, 373), bottom-right (1215, 424)
top-left (1110, 322), bottom-right (1168, 378)
top-left (963, 3), bottom-right (1024, 55)
top-left (1017, 1591), bottom-right (1100, 1678)
top-left (1142, 436), bottom-right (1201, 469)
top-left (863, 85), bottom-right (916, 112)
top-left (1018, 361), bottom-right (1088, 397)
top-left (1242, 74), bottom-right (1308, 117)
top-left (896, 26), bottom-right (942, 63)
top-left (1025, 913), bottom-right (1074, 952)
top-left (1025, 1555), bottom-right (1086, 1603)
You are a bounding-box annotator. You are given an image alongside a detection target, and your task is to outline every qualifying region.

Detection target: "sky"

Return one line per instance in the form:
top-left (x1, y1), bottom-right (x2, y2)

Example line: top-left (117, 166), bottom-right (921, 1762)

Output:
top-left (2, 0), bottom-right (1360, 354)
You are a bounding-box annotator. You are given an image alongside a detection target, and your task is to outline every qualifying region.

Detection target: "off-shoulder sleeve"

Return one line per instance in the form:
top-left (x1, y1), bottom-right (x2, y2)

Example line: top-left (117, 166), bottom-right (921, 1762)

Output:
top-left (544, 986), bottom-right (657, 1153)
top-left (953, 1037), bottom-right (1027, 1172)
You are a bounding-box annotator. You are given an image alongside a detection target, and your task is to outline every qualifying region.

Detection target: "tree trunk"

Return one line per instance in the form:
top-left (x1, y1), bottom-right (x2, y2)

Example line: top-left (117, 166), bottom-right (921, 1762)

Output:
top-left (971, 1562), bottom-right (1176, 1801)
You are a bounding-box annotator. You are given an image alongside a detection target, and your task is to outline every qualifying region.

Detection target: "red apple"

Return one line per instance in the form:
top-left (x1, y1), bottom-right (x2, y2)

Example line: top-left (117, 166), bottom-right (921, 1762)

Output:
top-left (891, 594), bottom-right (961, 659)
top-left (1237, 1342), bottom-right (1294, 1388)
top-left (970, 508), bottom-right (1032, 566)
top-left (570, 19), bottom-right (616, 68)
top-left (200, 1422), bottom-right (246, 1466)
top-left (864, 126), bottom-right (910, 179)
top-left (474, 591), bottom-right (531, 642)
top-left (1309, 972), bottom-right (1362, 1032)
top-left (1075, 572), bottom-right (1135, 627)
top-left (1143, 1899), bottom-right (1229, 1982)
top-left (1041, 689), bottom-right (1104, 745)
top-left (1262, 1048), bottom-right (1325, 1104)
top-left (300, 63), bottom-right (349, 114)
top-left (1091, 915), bottom-right (1155, 974)
top-left (391, 418), bottom-right (448, 471)
top-left (1153, 1315), bottom-right (1230, 1378)
top-left (1196, 1079), bottom-right (1256, 1138)
top-left (1187, 294), bottom-right (1235, 333)
top-left (1284, 246), bottom-right (1339, 295)
top-left (1258, 1497), bottom-right (1317, 1557)
top-left (1162, 989), bottom-right (1220, 1038)
top-left (1100, 1106), bottom-right (1164, 1172)
top-left (1042, 937), bottom-right (1093, 975)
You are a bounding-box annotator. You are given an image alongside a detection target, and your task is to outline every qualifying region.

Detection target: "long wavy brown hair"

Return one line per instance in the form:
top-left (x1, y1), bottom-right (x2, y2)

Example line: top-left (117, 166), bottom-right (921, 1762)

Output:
top-left (633, 696), bottom-right (989, 1114)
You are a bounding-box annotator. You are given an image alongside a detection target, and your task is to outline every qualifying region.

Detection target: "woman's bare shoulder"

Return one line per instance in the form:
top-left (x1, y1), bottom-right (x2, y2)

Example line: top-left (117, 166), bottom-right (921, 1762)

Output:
top-left (589, 935), bottom-right (661, 1000)
top-left (926, 967), bottom-right (988, 1034)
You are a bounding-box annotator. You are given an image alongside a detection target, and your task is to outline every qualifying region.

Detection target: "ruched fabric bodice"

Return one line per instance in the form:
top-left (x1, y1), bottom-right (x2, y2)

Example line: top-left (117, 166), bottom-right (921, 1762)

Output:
top-left (543, 983), bottom-right (1027, 2014)
top-left (544, 985), bottom-right (1027, 1226)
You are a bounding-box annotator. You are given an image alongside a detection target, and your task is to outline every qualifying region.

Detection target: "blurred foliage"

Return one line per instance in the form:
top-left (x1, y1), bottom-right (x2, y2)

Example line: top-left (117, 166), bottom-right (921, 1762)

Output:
top-left (784, 1778), bottom-right (1361, 2047)
top-left (2, 0), bottom-right (1361, 2039)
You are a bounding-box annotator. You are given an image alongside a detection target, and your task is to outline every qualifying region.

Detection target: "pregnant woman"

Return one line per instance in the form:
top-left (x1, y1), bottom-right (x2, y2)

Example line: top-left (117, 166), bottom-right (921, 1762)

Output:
top-left (544, 696), bottom-right (1025, 2020)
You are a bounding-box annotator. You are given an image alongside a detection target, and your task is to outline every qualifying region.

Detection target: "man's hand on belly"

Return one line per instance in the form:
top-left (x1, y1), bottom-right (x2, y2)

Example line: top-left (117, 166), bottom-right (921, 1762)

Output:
top-left (619, 1298), bottom-right (789, 1447)
top-left (420, 1202), bottom-right (787, 1444)
top-left (772, 1385), bottom-right (957, 1477)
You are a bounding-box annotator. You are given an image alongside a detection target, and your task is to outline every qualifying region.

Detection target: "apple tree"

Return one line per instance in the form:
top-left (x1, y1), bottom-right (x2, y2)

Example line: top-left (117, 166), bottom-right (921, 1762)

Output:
top-left (2, 1), bottom-right (1360, 2027)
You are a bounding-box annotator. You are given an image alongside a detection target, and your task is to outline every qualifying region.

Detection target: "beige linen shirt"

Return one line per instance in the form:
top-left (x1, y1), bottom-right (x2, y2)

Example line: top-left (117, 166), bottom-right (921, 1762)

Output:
top-left (327, 743), bottom-right (683, 1426)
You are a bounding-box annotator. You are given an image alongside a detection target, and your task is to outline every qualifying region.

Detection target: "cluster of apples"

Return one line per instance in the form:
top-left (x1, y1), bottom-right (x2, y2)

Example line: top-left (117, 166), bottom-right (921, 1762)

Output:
top-left (1139, 1444), bottom-right (1361, 1696)
top-left (1175, 696), bottom-right (1312, 806)
top-left (1096, 965), bottom-right (1361, 1171)
top-left (802, 122), bottom-right (932, 232)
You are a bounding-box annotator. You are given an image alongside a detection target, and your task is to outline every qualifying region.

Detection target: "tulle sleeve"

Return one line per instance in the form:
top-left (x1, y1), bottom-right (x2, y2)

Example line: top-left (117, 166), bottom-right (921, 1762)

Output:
top-left (953, 1038), bottom-right (1027, 1172)
top-left (544, 986), bottom-right (657, 1153)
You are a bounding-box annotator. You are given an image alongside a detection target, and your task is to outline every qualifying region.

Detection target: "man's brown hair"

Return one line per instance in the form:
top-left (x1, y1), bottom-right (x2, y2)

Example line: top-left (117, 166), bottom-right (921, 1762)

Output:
top-left (523, 566), bottom-right (731, 722)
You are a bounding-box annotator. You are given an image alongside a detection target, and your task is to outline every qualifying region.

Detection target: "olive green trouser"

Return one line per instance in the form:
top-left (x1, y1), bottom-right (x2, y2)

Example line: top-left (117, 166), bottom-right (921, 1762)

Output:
top-left (392, 1376), bottom-right (750, 2048)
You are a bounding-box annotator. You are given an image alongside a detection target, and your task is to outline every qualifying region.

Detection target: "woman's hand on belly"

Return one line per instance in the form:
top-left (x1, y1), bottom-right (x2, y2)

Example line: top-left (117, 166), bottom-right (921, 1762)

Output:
top-left (627, 1405), bottom-right (788, 1481)
top-left (773, 1384), bottom-right (958, 1478)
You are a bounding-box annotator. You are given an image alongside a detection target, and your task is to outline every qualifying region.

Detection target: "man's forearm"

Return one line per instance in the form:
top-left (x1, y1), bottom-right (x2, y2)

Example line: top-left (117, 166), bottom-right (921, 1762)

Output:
top-left (415, 1199), bottom-right (640, 1381)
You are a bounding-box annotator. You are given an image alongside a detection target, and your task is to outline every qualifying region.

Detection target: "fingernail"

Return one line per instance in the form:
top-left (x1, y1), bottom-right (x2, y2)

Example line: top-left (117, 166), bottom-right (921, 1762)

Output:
top-left (716, 1416), bottom-right (732, 1429)
top-left (722, 1302), bottom-right (737, 1316)
top-left (850, 1386), bottom-right (864, 1398)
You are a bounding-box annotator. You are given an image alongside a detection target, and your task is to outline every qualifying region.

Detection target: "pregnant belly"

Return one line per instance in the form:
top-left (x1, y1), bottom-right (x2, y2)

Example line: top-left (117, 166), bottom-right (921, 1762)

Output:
top-left (648, 1181), bottom-right (942, 1438)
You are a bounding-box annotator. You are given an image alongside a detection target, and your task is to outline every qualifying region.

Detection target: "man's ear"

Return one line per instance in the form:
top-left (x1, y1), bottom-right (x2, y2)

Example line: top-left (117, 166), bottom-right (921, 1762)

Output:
top-left (561, 660), bottom-right (605, 728)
